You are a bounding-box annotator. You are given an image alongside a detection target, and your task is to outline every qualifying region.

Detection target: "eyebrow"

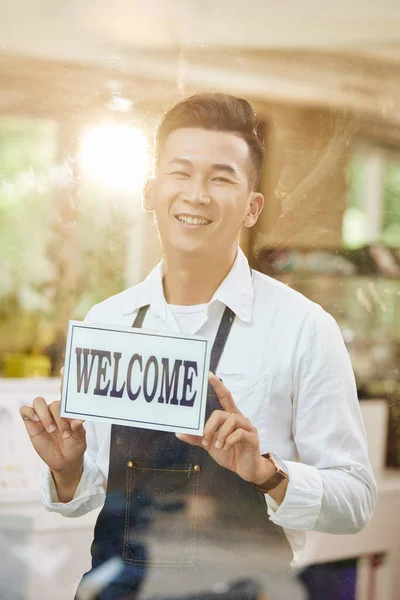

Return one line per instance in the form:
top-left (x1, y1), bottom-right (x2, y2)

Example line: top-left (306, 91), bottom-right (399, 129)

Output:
top-left (168, 158), bottom-right (238, 178)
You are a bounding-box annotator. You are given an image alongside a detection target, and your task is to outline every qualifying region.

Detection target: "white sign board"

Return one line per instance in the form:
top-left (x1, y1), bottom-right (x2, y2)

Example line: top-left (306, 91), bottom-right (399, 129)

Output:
top-left (61, 321), bottom-right (211, 435)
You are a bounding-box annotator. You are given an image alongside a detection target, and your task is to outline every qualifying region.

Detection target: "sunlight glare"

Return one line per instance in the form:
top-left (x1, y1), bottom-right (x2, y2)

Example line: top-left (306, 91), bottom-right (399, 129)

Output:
top-left (79, 124), bottom-right (149, 193)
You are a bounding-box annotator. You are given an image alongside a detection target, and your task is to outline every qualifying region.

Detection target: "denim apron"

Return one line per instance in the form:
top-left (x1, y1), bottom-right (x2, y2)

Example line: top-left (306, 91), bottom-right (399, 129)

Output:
top-left (77, 306), bottom-right (304, 600)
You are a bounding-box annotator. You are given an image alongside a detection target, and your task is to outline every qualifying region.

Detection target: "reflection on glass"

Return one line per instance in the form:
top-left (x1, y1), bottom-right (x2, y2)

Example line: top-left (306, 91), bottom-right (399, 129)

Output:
top-left (78, 124), bottom-right (149, 193)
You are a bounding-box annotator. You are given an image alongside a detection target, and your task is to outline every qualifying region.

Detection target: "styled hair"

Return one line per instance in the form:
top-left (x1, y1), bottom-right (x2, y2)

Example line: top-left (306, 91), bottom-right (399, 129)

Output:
top-left (154, 93), bottom-right (264, 189)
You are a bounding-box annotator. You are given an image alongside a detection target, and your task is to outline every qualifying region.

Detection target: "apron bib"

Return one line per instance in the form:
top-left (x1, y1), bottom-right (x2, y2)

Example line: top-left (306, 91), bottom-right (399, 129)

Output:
top-left (77, 306), bottom-right (303, 600)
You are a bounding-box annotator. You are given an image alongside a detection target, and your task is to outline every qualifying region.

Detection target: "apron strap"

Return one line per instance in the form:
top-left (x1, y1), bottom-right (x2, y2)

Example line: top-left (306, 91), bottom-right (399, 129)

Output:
top-left (131, 303), bottom-right (235, 412)
top-left (132, 304), bottom-right (235, 376)
top-left (209, 306), bottom-right (235, 374)
top-left (132, 305), bottom-right (150, 328)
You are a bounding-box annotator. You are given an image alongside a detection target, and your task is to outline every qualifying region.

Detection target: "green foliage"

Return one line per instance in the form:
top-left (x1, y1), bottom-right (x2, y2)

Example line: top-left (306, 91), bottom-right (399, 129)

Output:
top-left (342, 155), bottom-right (368, 249)
top-left (343, 150), bottom-right (400, 249)
top-left (382, 160), bottom-right (400, 248)
top-left (0, 117), bottom-right (135, 359)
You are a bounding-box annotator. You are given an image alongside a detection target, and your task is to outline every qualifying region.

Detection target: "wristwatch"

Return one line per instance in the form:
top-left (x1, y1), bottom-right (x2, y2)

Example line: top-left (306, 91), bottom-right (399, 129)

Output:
top-left (251, 452), bottom-right (289, 493)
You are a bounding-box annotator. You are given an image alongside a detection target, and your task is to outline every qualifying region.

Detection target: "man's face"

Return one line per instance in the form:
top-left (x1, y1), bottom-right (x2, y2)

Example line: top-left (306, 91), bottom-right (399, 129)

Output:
top-left (145, 128), bottom-right (263, 259)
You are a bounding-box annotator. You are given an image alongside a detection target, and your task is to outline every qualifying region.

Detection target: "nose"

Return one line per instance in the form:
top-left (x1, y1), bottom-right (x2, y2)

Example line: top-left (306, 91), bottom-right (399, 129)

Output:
top-left (182, 178), bottom-right (211, 205)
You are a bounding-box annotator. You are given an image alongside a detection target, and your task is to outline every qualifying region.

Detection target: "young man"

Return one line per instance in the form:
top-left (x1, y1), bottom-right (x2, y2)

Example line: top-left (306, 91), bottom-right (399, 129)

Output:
top-left (21, 94), bottom-right (376, 600)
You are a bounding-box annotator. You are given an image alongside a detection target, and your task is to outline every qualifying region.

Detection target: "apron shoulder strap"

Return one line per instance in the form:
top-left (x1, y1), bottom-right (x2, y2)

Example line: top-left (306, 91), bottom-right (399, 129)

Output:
top-left (132, 303), bottom-right (235, 375)
top-left (209, 306), bottom-right (235, 374)
top-left (132, 305), bottom-right (149, 328)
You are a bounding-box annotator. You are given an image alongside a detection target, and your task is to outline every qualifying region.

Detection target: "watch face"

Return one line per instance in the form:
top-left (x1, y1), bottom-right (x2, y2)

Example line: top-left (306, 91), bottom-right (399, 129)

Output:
top-left (268, 453), bottom-right (288, 478)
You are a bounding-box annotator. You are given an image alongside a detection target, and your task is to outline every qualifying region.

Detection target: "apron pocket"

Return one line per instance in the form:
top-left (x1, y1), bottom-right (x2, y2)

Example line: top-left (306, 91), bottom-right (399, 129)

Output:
top-left (123, 460), bottom-right (201, 567)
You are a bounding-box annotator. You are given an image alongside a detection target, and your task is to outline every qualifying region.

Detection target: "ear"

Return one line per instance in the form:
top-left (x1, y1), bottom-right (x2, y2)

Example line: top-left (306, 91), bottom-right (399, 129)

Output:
top-left (243, 192), bottom-right (264, 228)
top-left (142, 178), bottom-right (155, 212)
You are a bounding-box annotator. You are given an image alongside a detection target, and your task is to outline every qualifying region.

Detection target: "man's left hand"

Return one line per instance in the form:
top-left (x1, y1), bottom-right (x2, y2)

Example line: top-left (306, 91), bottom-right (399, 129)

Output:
top-left (176, 372), bottom-right (274, 485)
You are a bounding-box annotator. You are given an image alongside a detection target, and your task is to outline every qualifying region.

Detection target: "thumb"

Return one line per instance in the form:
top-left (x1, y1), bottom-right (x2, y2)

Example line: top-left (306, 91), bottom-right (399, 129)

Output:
top-left (175, 433), bottom-right (202, 447)
top-left (70, 419), bottom-right (86, 436)
top-left (59, 367), bottom-right (64, 395)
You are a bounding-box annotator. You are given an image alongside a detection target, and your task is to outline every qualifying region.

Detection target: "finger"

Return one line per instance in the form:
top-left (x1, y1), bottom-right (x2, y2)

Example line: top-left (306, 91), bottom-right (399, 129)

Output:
top-left (202, 410), bottom-right (230, 447)
top-left (20, 406), bottom-right (40, 423)
top-left (49, 401), bottom-right (71, 440)
top-left (32, 397), bottom-right (57, 433)
top-left (20, 405), bottom-right (46, 438)
top-left (175, 433), bottom-right (203, 447)
top-left (70, 419), bottom-right (85, 431)
top-left (208, 372), bottom-right (242, 416)
top-left (59, 367), bottom-right (64, 395)
top-left (70, 419), bottom-right (86, 440)
top-left (224, 428), bottom-right (255, 451)
top-left (214, 414), bottom-right (253, 450)
top-left (48, 399), bottom-right (85, 440)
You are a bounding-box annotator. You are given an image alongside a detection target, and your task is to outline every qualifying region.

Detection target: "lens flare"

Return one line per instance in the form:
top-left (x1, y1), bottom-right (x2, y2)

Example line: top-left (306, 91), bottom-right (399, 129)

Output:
top-left (79, 124), bottom-right (149, 193)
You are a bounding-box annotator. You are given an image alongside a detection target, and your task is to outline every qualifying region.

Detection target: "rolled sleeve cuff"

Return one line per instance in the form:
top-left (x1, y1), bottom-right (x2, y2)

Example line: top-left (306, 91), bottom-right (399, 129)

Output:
top-left (265, 460), bottom-right (323, 530)
top-left (40, 454), bottom-right (106, 518)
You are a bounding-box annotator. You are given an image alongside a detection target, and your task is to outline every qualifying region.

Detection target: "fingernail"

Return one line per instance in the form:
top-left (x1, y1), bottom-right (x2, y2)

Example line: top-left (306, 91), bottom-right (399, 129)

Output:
top-left (33, 415), bottom-right (40, 422)
top-left (201, 438), bottom-right (209, 447)
top-left (62, 430), bottom-right (70, 439)
top-left (215, 440), bottom-right (221, 449)
top-left (47, 424), bottom-right (56, 433)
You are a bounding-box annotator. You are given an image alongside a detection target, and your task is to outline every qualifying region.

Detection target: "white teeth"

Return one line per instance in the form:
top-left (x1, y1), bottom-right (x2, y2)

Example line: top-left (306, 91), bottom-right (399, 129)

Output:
top-left (177, 215), bottom-right (210, 226)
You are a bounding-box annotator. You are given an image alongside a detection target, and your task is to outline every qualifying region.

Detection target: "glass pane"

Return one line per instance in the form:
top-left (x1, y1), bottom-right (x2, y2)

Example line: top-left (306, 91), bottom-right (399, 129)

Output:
top-left (342, 154), bottom-right (369, 249)
top-left (0, 118), bottom-right (58, 361)
top-left (382, 158), bottom-right (400, 248)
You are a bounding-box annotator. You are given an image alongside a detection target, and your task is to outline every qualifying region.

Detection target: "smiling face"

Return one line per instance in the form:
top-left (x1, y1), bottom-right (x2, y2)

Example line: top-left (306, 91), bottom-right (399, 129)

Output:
top-left (144, 128), bottom-right (264, 261)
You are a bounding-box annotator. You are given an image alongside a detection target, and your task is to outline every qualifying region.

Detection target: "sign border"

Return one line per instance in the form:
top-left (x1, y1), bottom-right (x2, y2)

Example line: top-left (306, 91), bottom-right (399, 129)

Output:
top-left (62, 321), bottom-right (209, 432)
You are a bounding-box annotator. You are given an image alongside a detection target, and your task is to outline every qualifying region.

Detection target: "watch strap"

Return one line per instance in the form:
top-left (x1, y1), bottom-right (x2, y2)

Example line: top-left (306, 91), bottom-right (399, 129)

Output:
top-left (251, 452), bottom-right (288, 493)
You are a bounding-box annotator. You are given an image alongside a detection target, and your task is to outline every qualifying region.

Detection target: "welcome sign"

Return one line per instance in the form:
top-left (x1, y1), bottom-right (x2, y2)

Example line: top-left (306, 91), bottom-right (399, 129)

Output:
top-left (60, 321), bottom-right (211, 434)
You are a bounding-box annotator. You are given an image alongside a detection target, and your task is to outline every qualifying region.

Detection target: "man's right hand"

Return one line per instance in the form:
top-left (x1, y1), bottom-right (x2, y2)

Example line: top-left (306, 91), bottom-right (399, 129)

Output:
top-left (20, 397), bottom-right (87, 502)
top-left (20, 397), bottom-right (87, 472)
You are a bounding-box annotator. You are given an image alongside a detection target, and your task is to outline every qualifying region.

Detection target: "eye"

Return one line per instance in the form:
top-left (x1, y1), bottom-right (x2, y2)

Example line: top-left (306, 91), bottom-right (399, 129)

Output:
top-left (212, 177), bottom-right (232, 184)
top-left (169, 170), bottom-right (190, 178)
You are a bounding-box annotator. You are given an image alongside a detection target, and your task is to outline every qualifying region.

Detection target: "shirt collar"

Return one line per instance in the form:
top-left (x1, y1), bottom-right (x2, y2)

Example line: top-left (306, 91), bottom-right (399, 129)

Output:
top-left (210, 248), bottom-right (254, 323)
top-left (122, 247), bottom-right (254, 324)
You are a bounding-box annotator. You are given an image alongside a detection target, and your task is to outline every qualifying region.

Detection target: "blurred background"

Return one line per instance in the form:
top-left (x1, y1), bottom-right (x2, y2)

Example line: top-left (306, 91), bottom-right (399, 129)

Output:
top-left (0, 1), bottom-right (399, 599)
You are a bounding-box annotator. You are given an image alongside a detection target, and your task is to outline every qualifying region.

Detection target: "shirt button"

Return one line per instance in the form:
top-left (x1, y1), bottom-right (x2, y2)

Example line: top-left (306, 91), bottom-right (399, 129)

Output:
top-left (127, 461), bottom-right (133, 468)
top-left (194, 465), bottom-right (201, 472)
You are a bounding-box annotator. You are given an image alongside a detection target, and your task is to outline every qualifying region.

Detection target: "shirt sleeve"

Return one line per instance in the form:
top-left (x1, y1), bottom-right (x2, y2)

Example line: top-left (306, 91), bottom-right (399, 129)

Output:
top-left (265, 305), bottom-right (377, 533)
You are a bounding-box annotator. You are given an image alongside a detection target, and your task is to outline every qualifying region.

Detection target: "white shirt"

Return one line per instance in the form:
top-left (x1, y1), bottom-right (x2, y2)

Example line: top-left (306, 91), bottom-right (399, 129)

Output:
top-left (41, 248), bottom-right (376, 564)
top-left (169, 303), bottom-right (209, 334)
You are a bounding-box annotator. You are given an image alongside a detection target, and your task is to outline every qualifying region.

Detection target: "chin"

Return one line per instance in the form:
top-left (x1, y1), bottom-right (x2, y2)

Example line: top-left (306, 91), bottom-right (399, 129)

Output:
top-left (164, 235), bottom-right (208, 257)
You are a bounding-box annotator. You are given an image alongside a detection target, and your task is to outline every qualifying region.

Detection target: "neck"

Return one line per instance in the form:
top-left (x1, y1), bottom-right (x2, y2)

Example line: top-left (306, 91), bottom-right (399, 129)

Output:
top-left (162, 246), bottom-right (238, 306)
